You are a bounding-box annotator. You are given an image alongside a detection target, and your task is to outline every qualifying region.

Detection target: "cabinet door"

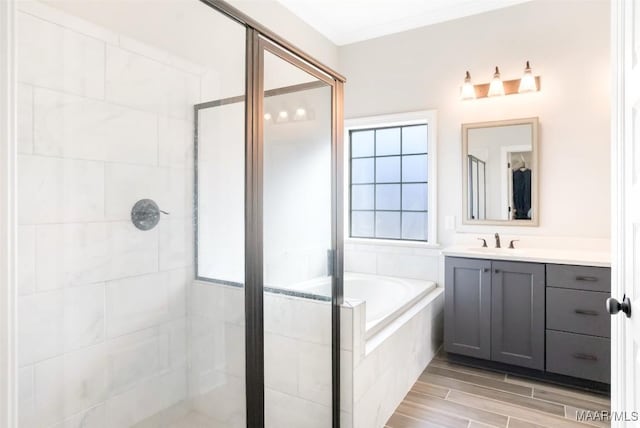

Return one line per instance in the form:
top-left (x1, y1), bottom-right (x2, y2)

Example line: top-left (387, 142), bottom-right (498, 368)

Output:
top-left (444, 257), bottom-right (492, 359)
top-left (491, 261), bottom-right (545, 369)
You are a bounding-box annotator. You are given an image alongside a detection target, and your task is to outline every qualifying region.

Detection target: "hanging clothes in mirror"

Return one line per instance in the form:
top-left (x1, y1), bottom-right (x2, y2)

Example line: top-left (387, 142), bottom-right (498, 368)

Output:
top-left (512, 156), bottom-right (531, 219)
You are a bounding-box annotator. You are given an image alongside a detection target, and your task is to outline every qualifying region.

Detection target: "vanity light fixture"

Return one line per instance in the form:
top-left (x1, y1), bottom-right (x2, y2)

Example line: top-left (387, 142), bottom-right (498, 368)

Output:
top-left (487, 66), bottom-right (505, 97)
top-left (518, 61), bottom-right (537, 93)
top-left (460, 71), bottom-right (476, 100)
top-left (461, 61), bottom-right (540, 100)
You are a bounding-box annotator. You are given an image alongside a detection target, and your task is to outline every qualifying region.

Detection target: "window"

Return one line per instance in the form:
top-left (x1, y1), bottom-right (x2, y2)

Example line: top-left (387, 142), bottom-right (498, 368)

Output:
top-left (349, 120), bottom-right (433, 242)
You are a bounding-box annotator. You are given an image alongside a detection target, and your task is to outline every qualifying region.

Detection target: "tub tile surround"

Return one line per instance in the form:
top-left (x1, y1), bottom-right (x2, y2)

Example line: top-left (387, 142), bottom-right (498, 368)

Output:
top-left (341, 284), bottom-right (444, 428)
top-left (15, 2), bottom-right (205, 426)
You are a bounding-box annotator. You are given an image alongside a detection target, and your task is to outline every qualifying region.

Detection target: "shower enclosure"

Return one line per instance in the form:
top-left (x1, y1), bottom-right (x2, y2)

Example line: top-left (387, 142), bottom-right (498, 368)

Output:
top-left (8, 0), bottom-right (344, 426)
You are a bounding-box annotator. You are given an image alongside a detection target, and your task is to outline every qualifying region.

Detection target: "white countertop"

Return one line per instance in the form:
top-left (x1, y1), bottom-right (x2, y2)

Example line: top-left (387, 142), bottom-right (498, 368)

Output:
top-left (442, 246), bottom-right (611, 267)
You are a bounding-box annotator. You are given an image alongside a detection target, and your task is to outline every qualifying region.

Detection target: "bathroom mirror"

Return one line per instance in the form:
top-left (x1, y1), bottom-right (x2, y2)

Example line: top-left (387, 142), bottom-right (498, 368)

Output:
top-left (462, 117), bottom-right (539, 226)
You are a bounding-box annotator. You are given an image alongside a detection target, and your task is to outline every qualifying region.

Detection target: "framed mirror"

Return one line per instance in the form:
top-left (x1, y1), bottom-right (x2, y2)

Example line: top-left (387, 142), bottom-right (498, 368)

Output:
top-left (462, 117), bottom-right (539, 226)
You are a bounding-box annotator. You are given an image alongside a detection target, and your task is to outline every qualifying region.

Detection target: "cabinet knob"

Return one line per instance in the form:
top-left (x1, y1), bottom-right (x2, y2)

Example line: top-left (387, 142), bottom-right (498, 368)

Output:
top-left (483, 268), bottom-right (489, 273)
top-left (494, 269), bottom-right (500, 273)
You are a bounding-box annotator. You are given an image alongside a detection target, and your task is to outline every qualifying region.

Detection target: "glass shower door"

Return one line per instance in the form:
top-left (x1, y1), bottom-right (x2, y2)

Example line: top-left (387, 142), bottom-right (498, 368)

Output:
top-left (260, 44), bottom-right (336, 427)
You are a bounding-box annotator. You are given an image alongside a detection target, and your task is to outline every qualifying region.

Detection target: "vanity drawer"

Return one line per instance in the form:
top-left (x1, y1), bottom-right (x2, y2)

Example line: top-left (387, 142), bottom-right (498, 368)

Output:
top-left (546, 264), bottom-right (611, 292)
top-left (546, 288), bottom-right (610, 337)
top-left (546, 330), bottom-right (610, 383)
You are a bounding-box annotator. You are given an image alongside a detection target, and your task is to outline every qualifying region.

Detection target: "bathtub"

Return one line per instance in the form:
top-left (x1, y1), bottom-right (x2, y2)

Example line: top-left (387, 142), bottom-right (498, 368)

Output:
top-left (267, 271), bottom-right (443, 428)
top-left (285, 272), bottom-right (437, 339)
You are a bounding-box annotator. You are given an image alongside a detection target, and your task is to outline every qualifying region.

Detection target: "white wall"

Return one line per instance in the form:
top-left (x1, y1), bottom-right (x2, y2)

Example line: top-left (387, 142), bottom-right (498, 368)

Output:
top-left (229, 0), bottom-right (340, 70)
top-left (339, 0), bottom-right (611, 251)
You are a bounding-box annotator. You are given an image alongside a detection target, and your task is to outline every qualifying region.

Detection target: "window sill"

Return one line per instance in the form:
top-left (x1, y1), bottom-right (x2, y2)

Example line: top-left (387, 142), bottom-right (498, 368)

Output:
top-left (345, 237), bottom-right (441, 250)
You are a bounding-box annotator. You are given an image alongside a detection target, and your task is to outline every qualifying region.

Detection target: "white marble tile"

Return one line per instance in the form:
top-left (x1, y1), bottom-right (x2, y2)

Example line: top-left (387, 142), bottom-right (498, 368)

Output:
top-left (160, 167), bottom-right (193, 218)
top-left (34, 344), bottom-right (108, 427)
top-left (224, 323), bottom-right (245, 378)
top-left (17, 1), bottom-right (119, 45)
top-left (104, 163), bottom-right (159, 221)
top-left (375, 252), bottom-right (439, 280)
top-left (344, 250), bottom-right (377, 274)
top-left (106, 327), bottom-right (170, 396)
top-left (103, 222), bottom-right (159, 281)
top-left (264, 293), bottom-right (296, 338)
top-left (33, 87), bottom-right (158, 164)
top-left (17, 83), bottom-right (33, 154)
top-left (35, 222), bottom-right (158, 290)
top-left (340, 349), bottom-right (354, 413)
top-left (265, 388), bottom-right (331, 428)
top-left (105, 164), bottom-right (191, 222)
top-left (64, 284), bottom-right (105, 352)
top-left (105, 367), bottom-right (186, 428)
top-left (340, 305), bottom-right (353, 351)
top-left (106, 272), bottom-right (171, 338)
top-left (166, 268), bottom-right (190, 320)
top-left (292, 298), bottom-right (332, 345)
top-left (298, 341), bottom-right (332, 406)
top-left (223, 285), bottom-right (245, 325)
top-left (190, 282), bottom-right (224, 320)
top-left (18, 225), bottom-right (35, 295)
top-left (50, 404), bottom-right (106, 428)
top-left (18, 155), bottom-right (104, 225)
top-left (18, 291), bottom-right (64, 366)
top-left (159, 218), bottom-right (194, 271)
top-left (264, 333), bottom-right (298, 396)
top-left (188, 316), bottom-right (225, 377)
top-left (105, 45), bottom-right (199, 119)
top-left (159, 116), bottom-right (193, 169)
top-left (164, 318), bottom-right (188, 369)
top-left (18, 365), bottom-right (34, 404)
top-left (17, 12), bottom-right (105, 99)
top-left (189, 374), bottom-right (245, 427)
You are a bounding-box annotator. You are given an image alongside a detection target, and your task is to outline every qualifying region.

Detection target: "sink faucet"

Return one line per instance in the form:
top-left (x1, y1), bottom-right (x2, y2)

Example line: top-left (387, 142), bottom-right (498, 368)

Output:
top-left (495, 233), bottom-right (501, 248)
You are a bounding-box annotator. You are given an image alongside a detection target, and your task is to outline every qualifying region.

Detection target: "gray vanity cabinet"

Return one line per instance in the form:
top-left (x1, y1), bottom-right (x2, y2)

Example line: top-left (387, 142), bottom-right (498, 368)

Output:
top-left (491, 261), bottom-right (545, 370)
top-left (444, 257), bottom-right (492, 359)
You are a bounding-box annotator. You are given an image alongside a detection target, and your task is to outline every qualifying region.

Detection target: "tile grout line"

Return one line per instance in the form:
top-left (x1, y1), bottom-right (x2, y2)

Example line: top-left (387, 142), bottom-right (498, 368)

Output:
top-left (417, 379), bottom-right (571, 422)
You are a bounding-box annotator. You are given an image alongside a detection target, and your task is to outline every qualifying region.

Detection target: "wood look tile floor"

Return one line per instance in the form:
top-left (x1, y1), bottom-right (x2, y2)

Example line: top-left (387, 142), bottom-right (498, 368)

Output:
top-left (385, 351), bottom-right (611, 428)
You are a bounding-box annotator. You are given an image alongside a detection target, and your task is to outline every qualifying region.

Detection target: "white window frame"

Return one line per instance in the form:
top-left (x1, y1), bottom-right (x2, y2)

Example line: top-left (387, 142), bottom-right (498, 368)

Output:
top-left (344, 110), bottom-right (438, 248)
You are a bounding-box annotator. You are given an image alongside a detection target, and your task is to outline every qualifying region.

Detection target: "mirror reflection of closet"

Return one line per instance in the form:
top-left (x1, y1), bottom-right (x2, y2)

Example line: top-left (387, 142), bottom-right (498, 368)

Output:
top-left (462, 117), bottom-right (539, 226)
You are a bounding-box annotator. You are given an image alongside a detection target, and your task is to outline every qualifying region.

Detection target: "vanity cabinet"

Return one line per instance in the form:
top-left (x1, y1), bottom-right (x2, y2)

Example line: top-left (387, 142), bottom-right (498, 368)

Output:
top-left (444, 257), bottom-right (544, 369)
top-left (444, 257), bottom-right (611, 384)
top-left (545, 264), bottom-right (611, 383)
top-left (491, 261), bottom-right (545, 369)
top-left (444, 258), bottom-right (492, 359)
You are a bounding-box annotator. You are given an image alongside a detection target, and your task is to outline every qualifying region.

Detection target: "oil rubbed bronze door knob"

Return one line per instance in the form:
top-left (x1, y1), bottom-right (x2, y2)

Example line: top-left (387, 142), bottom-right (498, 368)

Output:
top-left (607, 295), bottom-right (632, 318)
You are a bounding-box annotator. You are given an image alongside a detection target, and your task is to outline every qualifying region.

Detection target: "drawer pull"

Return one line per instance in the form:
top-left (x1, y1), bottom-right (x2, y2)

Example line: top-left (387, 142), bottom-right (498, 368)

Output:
top-left (572, 353), bottom-right (598, 361)
top-left (575, 276), bottom-right (598, 282)
top-left (574, 309), bottom-right (599, 316)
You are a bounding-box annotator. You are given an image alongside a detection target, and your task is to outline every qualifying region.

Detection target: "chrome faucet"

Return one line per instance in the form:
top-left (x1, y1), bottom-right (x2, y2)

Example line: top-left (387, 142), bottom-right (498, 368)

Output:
top-left (494, 233), bottom-right (501, 248)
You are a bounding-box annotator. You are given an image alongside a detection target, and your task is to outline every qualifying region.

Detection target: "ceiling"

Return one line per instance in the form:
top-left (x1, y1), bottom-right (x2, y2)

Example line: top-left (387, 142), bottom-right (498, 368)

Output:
top-left (275, 0), bottom-right (532, 46)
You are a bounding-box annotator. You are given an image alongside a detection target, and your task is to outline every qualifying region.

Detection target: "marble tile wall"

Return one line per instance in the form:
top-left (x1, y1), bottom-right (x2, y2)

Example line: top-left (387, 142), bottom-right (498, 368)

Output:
top-left (16, 3), bottom-right (198, 427)
top-left (341, 288), bottom-right (444, 428)
top-left (345, 241), bottom-right (441, 282)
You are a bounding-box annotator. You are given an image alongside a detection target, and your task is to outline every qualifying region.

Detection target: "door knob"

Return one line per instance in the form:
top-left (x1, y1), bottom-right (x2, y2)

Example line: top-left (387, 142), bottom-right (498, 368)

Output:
top-left (607, 295), bottom-right (632, 318)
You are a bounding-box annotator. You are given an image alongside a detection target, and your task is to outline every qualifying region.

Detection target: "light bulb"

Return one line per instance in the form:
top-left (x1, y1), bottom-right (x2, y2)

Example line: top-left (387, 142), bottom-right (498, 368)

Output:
top-left (295, 107), bottom-right (307, 119)
top-left (278, 111), bottom-right (289, 120)
top-left (460, 71), bottom-right (476, 100)
top-left (264, 112), bottom-right (272, 121)
top-left (487, 66), bottom-right (505, 97)
top-left (518, 61), bottom-right (537, 93)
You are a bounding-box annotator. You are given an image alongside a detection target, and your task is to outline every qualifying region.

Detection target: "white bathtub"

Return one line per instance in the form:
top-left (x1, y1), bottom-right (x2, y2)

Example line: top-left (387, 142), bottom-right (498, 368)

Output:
top-left (286, 272), bottom-right (437, 339)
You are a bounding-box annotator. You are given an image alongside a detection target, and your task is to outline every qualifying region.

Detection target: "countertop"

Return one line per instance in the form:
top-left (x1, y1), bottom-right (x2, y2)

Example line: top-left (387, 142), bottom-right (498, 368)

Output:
top-left (442, 246), bottom-right (611, 267)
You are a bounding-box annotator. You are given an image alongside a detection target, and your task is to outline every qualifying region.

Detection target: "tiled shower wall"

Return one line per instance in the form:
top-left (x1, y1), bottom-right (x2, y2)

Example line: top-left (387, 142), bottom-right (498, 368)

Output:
top-left (16, 3), bottom-right (198, 426)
